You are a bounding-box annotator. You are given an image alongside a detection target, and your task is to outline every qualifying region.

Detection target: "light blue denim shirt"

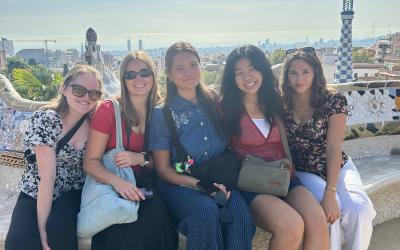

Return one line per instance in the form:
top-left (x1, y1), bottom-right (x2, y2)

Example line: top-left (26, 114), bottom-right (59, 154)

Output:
top-left (149, 94), bottom-right (226, 165)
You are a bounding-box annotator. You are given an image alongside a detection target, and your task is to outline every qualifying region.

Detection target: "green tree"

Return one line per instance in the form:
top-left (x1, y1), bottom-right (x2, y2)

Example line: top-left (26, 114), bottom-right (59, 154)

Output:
top-left (12, 65), bottom-right (63, 101)
top-left (63, 63), bottom-right (69, 76)
top-left (6, 56), bottom-right (28, 77)
top-left (202, 70), bottom-right (222, 86)
top-left (28, 58), bottom-right (38, 66)
top-left (353, 48), bottom-right (375, 63)
top-left (269, 49), bottom-right (286, 65)
top-left (158, 71), bottom-right (166, 97)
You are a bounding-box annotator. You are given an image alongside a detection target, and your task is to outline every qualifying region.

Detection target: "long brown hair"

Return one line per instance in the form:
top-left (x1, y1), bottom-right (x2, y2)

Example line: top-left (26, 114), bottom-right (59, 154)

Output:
top-left (281, 51), bottom-right (328, 112)
top-left (164, 41), bottom-right (224, 138)
top-left (44, 64), bottom-right (102, 116)
top-left (119, 51), bottom-right (160, 127)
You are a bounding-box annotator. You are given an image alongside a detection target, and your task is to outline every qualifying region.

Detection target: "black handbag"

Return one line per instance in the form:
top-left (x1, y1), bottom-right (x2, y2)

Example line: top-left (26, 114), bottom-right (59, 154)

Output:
top-left (24, 114), bottom-right (87, 164)
top-left (162, 105), bottom-right (240, 190)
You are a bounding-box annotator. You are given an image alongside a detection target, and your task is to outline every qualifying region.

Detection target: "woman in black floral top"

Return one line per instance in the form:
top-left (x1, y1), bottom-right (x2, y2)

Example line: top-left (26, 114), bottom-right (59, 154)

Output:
top-left (6, 65), bottom-right (102, 250)
top-left (281, 48), bottom-right (376, 250)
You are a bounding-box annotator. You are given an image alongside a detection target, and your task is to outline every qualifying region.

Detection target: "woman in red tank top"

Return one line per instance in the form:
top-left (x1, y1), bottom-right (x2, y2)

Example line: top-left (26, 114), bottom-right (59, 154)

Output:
top-left (220, 45), bottom-right (329, 250)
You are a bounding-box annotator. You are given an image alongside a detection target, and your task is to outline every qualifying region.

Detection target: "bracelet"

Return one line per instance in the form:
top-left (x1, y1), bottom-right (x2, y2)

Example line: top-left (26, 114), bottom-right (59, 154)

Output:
top-left (325, 186), bottom-right (337, 193)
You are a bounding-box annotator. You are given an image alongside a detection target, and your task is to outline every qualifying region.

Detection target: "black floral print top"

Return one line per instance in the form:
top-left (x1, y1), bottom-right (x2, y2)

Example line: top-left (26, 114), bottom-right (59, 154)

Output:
top-left (20, 109), bottom-right (86, 200)
top-left (286, 91), bottom-right (349, 180)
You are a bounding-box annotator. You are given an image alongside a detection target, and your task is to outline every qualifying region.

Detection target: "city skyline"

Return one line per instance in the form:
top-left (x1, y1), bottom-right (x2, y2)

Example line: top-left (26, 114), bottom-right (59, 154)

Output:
top-left (1, 0), bottom-right (400, 51)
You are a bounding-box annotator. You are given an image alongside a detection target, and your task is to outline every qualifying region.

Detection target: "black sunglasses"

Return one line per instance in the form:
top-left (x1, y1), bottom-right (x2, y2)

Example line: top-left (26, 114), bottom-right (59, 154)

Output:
top-left (286, 47), bottom-right (316, 58)
top-left (69, 84), bottom-right (102, 101)
top-left (123, 68), bottom-right (152, 80)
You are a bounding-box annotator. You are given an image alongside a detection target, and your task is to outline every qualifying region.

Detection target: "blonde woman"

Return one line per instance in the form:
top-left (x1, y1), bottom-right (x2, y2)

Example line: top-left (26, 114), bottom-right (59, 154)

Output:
top-left (6, 65), bottom-right (103, 250)
top-left (84, 51), bottom-right (178, 250)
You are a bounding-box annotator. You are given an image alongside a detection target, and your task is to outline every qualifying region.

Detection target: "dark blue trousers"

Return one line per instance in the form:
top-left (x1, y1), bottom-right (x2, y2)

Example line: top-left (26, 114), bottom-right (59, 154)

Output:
top-left (158, 181), bottom-right (255, 250)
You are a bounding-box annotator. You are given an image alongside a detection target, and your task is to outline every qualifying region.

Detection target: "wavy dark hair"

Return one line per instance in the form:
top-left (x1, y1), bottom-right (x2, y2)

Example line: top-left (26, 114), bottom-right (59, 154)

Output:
top-left (281, 50), bottom-right (328, 112)
top-left (164, 41), bottom-right (224, 138)
top-left (220, 45), bottom-right (285, 137)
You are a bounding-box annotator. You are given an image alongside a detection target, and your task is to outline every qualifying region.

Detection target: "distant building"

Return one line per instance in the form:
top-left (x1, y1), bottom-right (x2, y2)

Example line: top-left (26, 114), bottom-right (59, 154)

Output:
top-left (205, 63), bottom-right (224, 72)
top-left (81, 43), bottom-right (85, 58)
top-left (16, 49), bottom-right (45, 64)
top-left (127, 39), bottom-right (132, 51)
top-left (368, 33), bottom-right (400, 64)
top-left (319, 47), bottom-right (338, 83)
top-left (1, 38), bottom-right (14, 56)
top-left (375, 39), bottom-right (391, 63)
top-left (66, 49), bottom-right (80, 64)
top-left (139, 39), bottom-right (143, 50)
top-left (391, 33), bottom-right (400, 57)
top-left (383, 58), bottom-right (400, 71)
top-left (352, 63), bottom-right (384, 81)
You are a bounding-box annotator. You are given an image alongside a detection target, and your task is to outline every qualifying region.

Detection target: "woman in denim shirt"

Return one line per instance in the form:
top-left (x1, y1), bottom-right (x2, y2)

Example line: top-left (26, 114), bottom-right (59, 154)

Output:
top-left (149, 41), bottom-right (254, 250)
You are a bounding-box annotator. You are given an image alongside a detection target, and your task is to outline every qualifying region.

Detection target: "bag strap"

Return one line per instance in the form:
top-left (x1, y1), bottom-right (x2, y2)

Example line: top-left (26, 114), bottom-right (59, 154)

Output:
top-left (55, 114), bottom-right (87, 154)
top-left (275, 116), bottom-right (293, 164)
top-left (162, 105), bottom-right (189, 163)
top-left (109, 98), bottom-right (124, 150)
top-left (143, 99), bottom-right (151, 151)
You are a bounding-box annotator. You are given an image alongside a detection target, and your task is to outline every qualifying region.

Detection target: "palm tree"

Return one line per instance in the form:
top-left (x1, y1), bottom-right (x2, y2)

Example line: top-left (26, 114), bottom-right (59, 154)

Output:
top-left (12, 65), bottom-right (63, 101)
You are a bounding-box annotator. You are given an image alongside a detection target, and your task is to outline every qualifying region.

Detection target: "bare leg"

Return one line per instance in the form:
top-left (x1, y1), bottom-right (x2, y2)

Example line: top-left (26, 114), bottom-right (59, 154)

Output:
top-left (285, 187), bottom-right (329, 250)
top-left (250, 194), bottom-right (304, 250)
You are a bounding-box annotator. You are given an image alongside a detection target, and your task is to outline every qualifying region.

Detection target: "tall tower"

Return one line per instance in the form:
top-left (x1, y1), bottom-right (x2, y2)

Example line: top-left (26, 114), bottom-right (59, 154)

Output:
top-left (84, 27), bottom-right (101, 66)
top-left (127, 39), bottom-right (132, 51)
top-left (139, 39), bottom-right (143, 50)
top-left (334, 0), bottom-right (355, 83)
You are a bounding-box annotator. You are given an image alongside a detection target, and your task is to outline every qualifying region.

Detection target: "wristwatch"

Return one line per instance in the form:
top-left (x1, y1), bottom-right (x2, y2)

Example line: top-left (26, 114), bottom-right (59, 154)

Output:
top-left (139, 152), bottom-right (150, 167)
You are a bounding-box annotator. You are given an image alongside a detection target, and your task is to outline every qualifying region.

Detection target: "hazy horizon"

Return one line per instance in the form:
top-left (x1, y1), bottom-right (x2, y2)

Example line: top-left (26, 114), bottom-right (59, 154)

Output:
top-left (2, 0), bottom-right (400, 51)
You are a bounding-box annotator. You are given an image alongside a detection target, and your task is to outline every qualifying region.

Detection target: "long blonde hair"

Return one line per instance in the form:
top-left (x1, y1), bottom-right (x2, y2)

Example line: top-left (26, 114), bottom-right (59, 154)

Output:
top-left (119, 51), bottom-right (160, 127)
top-left (44, 64), bottom-right (102, 116)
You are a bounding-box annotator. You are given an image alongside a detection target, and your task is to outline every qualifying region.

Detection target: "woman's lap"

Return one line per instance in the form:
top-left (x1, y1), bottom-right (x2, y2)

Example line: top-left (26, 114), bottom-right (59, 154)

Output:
top-left (241, 176), bottom-right (303, 205)
top-left (6, 190), bottom-right (81, 250)
top-left (91, 193), bottom-right (178, 250)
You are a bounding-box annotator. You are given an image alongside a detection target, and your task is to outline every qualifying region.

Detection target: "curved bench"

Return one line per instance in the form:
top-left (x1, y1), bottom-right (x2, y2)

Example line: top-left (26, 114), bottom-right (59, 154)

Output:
top-left (1, 136), bottom-right (399, 250)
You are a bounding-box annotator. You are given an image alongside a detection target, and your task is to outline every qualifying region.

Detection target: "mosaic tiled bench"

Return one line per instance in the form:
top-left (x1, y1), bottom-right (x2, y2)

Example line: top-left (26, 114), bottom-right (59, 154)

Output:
top-left (1, 76), bottom-right (400, 249)
top-left (1, 135), bottom-right (399, 250)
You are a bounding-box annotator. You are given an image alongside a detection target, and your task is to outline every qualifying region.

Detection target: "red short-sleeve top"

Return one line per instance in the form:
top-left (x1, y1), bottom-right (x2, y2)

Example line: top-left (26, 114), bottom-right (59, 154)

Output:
top-left (90, 100), bottom-right (144, 173)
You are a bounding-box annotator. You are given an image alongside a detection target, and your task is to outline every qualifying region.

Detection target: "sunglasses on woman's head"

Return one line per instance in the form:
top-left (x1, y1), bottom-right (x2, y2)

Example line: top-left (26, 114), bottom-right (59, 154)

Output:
top-left (123, 68), bottom-right (152, 80)
top-left (286, 47), bottom-right (316, 58)
top-left (69, 84), bottom-right (102, 101)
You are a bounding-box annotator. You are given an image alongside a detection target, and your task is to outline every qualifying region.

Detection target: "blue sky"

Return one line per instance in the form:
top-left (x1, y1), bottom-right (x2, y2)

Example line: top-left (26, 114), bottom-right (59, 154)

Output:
top-left (1, 0), bottom-right (399, 50)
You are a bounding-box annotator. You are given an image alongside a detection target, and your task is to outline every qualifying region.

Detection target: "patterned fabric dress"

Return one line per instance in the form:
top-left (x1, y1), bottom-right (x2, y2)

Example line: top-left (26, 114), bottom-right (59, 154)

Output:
top-left (286, 90), bottom-right (349, 180)
top-left (20, 109), bottom-right (86, 199)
